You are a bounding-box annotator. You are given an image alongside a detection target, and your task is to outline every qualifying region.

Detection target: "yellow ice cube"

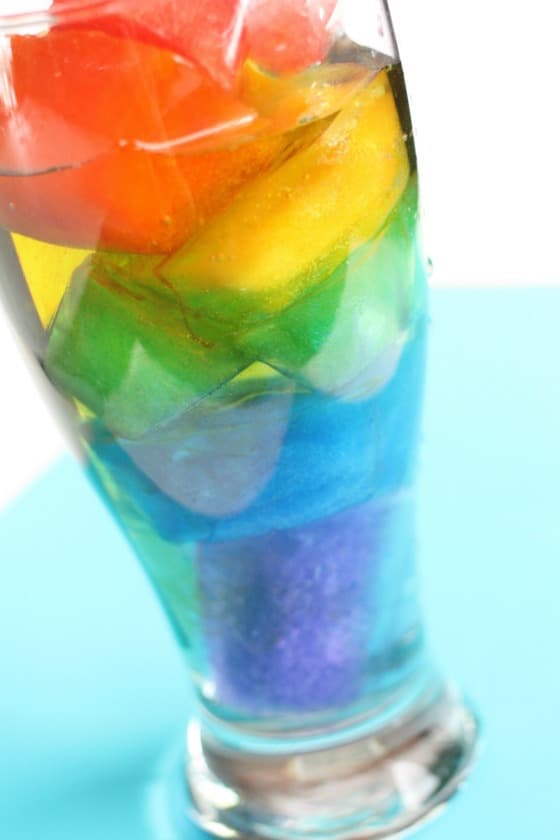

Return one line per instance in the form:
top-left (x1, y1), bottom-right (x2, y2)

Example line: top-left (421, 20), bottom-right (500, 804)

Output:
top-left (162, 71), bottom-right (409, 313)
top-left (12, 233), bottom-right (91, 328)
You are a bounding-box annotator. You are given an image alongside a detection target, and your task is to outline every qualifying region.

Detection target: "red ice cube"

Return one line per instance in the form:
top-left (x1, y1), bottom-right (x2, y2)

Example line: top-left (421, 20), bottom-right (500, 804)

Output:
top-left (52, 0), bottom-right (248, 88)
top-left (246, 0), bottom-right (339, 74)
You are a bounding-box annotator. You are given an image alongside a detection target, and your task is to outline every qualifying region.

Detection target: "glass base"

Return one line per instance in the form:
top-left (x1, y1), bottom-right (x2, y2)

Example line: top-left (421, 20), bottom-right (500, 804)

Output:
top-left (185, 685), bottom-right (478, 840)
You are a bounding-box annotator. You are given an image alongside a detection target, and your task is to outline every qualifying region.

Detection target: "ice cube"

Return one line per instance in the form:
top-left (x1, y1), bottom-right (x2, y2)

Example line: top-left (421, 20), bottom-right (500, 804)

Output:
top-left (161, 73), bottom-right (409, 329)
top-left (1, 29), bottom-right (279, 253)
top-left (12, 233), bottom-right (91, 329)
top-left (241, 177), bottom-right (424, 399)
top-left (45, 253), bottom-right (246, 439)
top-left (197, 494), bottom-right (416, 714)
top-left (239, 320), bottom-right (427, 534)
top-left (245, 0), bottom-right (340, 75)
top-left (2, 30), bottom-right (225, 172)
top-left (125, 0), bottom-right (249, 90)
top-left (52, 0), bottom-right (250, 90)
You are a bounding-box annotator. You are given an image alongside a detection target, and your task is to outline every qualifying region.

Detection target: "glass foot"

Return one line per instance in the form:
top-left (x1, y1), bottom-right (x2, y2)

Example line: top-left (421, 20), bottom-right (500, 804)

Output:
top-left (184, 685), bottom-right (478, 840)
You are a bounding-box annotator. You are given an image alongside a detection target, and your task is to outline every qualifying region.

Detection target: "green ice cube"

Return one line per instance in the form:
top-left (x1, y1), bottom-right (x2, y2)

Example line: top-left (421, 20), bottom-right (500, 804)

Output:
top-left (45, 254), bottom-right (247, 439)
top-left (240, 176), bottom-right (425, 400)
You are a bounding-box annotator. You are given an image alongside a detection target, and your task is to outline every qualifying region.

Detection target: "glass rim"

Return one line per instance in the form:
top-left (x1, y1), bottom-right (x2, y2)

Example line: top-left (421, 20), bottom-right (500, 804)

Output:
top-left (0, 0), bottom-right (114, 32)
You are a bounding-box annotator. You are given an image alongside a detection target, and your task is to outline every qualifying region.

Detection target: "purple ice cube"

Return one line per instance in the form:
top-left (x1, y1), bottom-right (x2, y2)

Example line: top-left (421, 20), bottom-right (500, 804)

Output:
top-left (197, 497), bottom-right (418, 715)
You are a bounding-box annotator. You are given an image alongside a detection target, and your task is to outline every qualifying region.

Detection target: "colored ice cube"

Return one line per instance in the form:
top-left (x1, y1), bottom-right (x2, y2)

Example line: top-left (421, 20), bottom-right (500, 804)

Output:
top-left (161, 73), bottom-right (409, 329)
top-left (197, 493), bottom-right (419, 714)
top-left (53, 0), bottom-right (249, 90)
top-left (236, 319), bottom-right (427, 535)
top-left (245, 0), bottom-right (339, 75)
top-left (1, 30), bottom-right (296, 253)
top-left (12, 233), bottom-right (91, 329)
top-left (1, 30), bottom-right (257, 173)
top-left (44, 253), bottom-right (246, 439)
top-left (240, 269), bottom-right (344, 371)
top-left (241, 177), bottom-right (424, 399)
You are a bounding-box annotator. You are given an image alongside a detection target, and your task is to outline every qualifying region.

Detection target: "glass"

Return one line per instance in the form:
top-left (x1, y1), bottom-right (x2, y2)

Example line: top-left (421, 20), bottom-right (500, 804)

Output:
top-left (0, 1), bottom-right (477, 837)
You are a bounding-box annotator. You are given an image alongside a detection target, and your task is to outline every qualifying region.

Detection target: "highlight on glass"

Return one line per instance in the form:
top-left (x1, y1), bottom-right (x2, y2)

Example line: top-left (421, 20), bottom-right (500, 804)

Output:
top-left (0, 1), bottom-right (478, 837)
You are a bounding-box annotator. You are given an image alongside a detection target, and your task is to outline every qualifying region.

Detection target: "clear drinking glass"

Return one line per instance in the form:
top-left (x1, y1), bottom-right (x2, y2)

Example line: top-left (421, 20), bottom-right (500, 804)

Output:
top-left (0, 1), bottom-right (478, 837)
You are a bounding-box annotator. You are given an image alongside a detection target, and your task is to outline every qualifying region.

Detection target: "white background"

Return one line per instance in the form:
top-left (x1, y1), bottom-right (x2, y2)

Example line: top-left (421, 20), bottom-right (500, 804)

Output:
top-left (1, 0), bottom-right (559, 510)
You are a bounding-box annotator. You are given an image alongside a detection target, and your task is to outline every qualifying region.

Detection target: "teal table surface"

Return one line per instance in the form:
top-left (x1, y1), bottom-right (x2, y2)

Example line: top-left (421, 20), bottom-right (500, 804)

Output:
top-left (1, 288), bottom-right (559, 839)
